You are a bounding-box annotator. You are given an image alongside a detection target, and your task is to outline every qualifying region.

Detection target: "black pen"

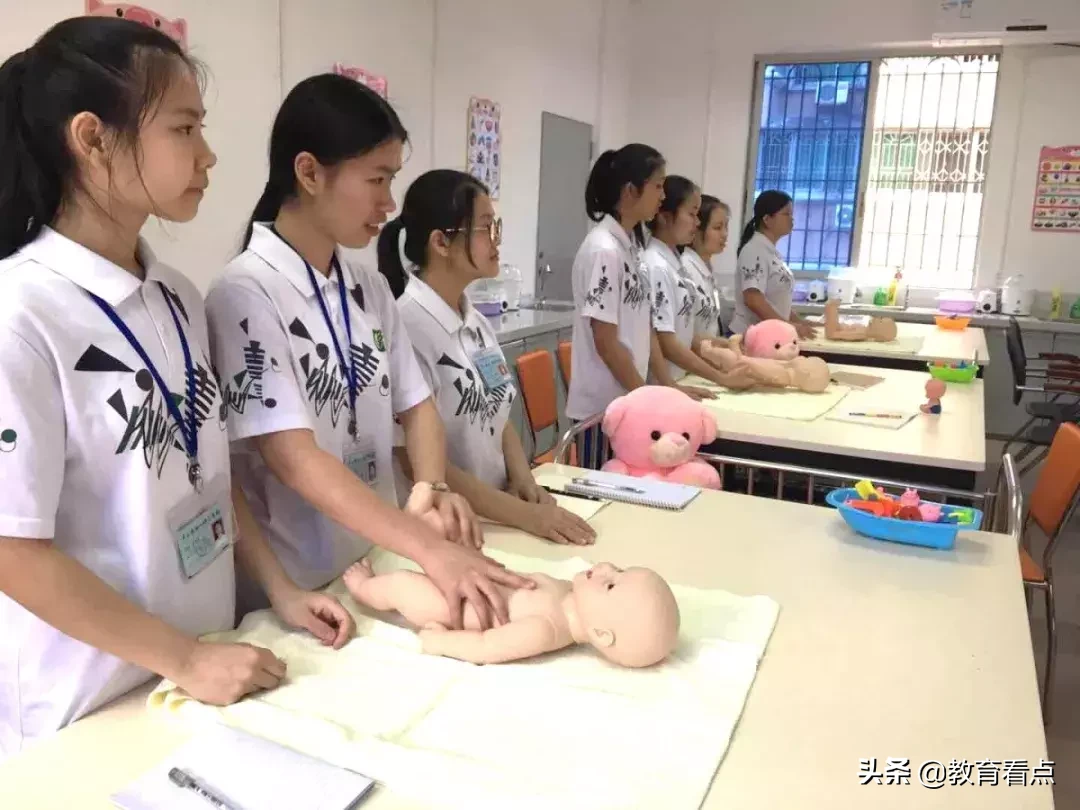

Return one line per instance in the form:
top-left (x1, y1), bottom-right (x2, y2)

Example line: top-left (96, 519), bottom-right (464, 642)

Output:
top-left (542, 485), bottom-right (604, 503)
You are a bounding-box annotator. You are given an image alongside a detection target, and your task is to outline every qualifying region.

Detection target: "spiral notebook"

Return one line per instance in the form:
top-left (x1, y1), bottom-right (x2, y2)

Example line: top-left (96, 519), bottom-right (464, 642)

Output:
top-left (565, 471), bottom-right (701, 511)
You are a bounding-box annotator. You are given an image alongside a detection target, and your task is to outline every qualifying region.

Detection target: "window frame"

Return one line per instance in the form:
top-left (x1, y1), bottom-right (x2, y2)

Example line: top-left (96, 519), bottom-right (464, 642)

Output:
top-left (744, 46), bottom-right (1003, 286)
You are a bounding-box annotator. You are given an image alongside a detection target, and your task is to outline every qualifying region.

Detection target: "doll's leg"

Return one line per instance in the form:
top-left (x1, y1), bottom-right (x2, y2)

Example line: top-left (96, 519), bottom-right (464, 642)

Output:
top-left (343, 559), bottom-right (455, 630)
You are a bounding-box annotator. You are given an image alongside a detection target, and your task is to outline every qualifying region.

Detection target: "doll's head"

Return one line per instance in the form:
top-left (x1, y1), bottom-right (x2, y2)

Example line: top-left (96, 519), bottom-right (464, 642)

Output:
top-left (743, 320), bottom-right (800, 360)
top-left (925, 379), bottom-right (947, 400)
top-left (867, 317), bottom-right (898, 342)
top-left (571, 563), bottom-right (680, 668)
top-left (602, 386), bottom-right (717, 470)
top-left (788, 356), bottom-right (831, 393)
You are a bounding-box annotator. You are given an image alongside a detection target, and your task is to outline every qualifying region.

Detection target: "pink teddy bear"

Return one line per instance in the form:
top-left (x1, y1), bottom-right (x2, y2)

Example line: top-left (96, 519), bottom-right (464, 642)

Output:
top-left (742, 319), bottom-right (801, 360)
top-left (600, 386), bottom-right (721, 488)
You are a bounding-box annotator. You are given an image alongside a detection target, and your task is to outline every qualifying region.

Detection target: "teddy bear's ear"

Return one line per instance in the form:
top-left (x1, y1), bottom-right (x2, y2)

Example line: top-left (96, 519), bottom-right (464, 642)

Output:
top-left (602, 394), bottom-right (631, 437)
top-left (700, 406), bottom-right (717, 444)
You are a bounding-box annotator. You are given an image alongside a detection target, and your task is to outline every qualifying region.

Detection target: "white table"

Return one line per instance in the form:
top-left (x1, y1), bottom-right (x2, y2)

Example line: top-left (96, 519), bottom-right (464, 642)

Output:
top-left (0, 471), bottom-right (1049, 809)
top-left (800, 320), bottom-right (990, 369)
top-left (705, 364), bottom-right (986, 490)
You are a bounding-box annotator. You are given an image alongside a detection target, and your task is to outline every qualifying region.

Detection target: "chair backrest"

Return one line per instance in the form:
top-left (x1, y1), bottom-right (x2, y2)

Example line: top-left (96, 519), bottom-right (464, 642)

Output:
top-left (557, 341), bottom-right (572, 389)
top-left (1006, 317), bottom-right (1026, 405)
top-left (515, 350), bottom-right (559, 434)
top-left (1030, 422), bottom-right (1080, 542)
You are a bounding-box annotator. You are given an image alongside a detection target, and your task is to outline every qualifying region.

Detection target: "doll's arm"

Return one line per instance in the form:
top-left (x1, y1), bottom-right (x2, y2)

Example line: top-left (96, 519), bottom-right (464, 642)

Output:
top-left (420, 616), bottom-right (564, 664)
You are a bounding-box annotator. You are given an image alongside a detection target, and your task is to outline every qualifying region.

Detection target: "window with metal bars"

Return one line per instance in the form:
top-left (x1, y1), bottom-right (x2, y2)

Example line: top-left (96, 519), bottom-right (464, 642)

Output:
top-left (746, 53), bottom-right (999, 287)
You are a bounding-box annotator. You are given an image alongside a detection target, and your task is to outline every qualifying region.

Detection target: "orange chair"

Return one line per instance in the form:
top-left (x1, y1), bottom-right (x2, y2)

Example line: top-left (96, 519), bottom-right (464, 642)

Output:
top-left (515, 349), bottom-right (576, 466)
top-left (557, 341), bottom-right (572, 390)
top-left (1019, 421), bottom-right (1080, 724)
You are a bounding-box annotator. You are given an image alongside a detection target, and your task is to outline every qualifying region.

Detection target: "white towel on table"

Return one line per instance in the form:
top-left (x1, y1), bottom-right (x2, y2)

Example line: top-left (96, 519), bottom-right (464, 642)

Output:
top-left (149, 549), bottom-right (779, 810)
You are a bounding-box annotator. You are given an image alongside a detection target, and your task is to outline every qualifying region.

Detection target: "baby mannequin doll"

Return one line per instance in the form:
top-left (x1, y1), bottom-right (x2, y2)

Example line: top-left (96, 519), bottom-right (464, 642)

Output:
top-left (699, 325), bottom-right (832, 394)
top-left (824, 299), bottom-right (898, 342)
top-left (343, 558), bottom-right (680, 668)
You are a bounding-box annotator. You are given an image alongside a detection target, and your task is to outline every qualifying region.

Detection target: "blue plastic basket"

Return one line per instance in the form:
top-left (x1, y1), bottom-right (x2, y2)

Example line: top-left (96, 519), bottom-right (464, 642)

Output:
top-left (825, 488), bottom-right (982, 550)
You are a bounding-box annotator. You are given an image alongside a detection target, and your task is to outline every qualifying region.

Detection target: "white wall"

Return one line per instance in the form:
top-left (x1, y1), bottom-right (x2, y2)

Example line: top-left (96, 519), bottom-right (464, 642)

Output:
top-left (1, 0), bottom-right (631, 294)
top-left (626, 0), bottom-right (1080, 294)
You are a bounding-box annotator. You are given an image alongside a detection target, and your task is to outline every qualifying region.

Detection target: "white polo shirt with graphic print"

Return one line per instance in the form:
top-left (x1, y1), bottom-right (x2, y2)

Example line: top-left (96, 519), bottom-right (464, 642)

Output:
top-left (206, 224), bottom-right (430, 595)
top-left (0, 228), bottom-right (234, 757)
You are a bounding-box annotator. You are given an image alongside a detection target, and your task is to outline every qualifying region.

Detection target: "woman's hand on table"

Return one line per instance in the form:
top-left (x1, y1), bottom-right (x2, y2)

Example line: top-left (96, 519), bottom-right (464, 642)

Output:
top-left (508, 475), bottom-right (552, 505)
top-left (171, 641), bottom-right (287, 705)
top-left (270, 586), bottom-right (355, 649)
top-left (522, 502), bottom-right (596, 546)
top-left (417, 541), bottom-right (535, 630)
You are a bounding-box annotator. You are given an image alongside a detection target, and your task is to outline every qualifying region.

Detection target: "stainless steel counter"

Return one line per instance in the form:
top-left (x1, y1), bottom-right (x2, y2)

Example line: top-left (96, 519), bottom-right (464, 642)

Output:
top-left (485, 307), bottom-right (575, 344)
top-left (791, 302), bottom-right (1080, 335)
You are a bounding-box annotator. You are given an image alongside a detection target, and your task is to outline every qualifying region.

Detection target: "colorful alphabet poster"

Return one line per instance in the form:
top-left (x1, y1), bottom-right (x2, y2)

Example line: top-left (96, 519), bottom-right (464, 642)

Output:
top-left (467, 97), bottom-right (501, 199)
top-left (332, 63), bottom-right (388, 99)
top-left (1032, 146), bottom-right (1080, 234)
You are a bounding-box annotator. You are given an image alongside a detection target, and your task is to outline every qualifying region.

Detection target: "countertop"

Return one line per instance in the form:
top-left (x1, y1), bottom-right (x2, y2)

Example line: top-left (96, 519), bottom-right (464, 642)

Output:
top-left (0, 467), bottom-right (1048, 809)
top-left (792, 302), bottom-right (1080, 335)
top-left (485, 307), bottom-right (574, 343)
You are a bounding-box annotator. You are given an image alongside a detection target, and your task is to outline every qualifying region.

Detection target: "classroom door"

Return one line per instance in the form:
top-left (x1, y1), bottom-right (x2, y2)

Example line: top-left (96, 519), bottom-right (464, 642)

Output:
top-left (536, 113), bottom-right (593, 303)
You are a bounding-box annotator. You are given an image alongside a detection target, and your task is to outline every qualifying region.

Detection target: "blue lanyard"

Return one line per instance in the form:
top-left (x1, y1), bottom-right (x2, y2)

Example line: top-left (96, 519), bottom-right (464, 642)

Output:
top-left (268, 227), bottom-right (358, 436)
top-left (86, 283), bottom-right (203, 491)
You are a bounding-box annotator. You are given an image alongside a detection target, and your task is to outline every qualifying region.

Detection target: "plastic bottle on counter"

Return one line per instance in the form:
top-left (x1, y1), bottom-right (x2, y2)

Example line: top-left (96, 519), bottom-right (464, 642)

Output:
top-left (886, 269), bottom-right (902, 307)
top-left (1051, 287), bottom-right (1063, 319)
top-left (1071, 297), bottom-right (1080, 320)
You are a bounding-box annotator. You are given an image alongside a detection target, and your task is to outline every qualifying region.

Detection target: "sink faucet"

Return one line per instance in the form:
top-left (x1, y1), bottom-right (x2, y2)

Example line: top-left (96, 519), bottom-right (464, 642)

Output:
top-left (537, 263), bottom-right (553, 308)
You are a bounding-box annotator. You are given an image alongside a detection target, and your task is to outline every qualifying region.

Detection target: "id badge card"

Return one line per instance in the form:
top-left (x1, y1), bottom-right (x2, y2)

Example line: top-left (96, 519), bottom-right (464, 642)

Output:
top-left (345, 435), bottom-right (379, 485)
top-left (472, 346), bottom-right (513, 392)
top-left (167, 473), bottom-right (233, 580)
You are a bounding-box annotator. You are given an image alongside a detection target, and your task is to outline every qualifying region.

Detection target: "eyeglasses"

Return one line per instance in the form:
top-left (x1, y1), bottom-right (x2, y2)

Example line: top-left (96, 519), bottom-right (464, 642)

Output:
top-left (445, 217), bottom-right (503, 246)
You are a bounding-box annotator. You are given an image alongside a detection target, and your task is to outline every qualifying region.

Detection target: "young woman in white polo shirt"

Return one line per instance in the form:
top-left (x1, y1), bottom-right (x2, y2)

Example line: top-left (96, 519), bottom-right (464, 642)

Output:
top-left (731, 190), bottom-right (818, 339)
top-left (566, 144), bottom-right (713, 464)
top-left (0, 18), bottom-right (357, 756)
top-left (682, 194), bottom-right (730, 338)
top-left (377, 170), bottom-right (595, 547)
top-left (207, 75), bottom-right (530, 630)
top-left (647, 176), bottom-right (753, 388)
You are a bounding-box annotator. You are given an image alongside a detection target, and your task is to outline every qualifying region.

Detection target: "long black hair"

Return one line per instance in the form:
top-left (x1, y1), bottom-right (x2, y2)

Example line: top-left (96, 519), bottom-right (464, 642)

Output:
top-left (737, 190), bottom-right (793, 256)
top-left (697, 194), bottom-right (730, 236)
top-left (0, 16), bottom-right (195, 259)
top-left (585, 143), bottom-right (664, 246)
top-left (377, 170), bottom-right (489, 299)
top-left (244, 73), bottom-right (408, 246)
top-left (648, 175), bottom-right (699, 235)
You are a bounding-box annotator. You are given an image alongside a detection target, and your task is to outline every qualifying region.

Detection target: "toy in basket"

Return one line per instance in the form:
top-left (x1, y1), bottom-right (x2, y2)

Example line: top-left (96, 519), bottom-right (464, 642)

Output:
top-left (928, 359), bottom-right (979, 383)
top-left (826, 480), bottom-right (981, 550)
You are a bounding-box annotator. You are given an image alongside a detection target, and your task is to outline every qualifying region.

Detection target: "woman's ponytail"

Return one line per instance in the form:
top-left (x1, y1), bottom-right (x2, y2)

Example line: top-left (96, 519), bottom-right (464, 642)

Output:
top-left (376, 218), bottom-right (408, 299)
top-left (585, 149), bottom-right (619, 222)
top-left (737, 217), bottom-right (758, 256)
top-left (243, 177), bottom-right (288, 248)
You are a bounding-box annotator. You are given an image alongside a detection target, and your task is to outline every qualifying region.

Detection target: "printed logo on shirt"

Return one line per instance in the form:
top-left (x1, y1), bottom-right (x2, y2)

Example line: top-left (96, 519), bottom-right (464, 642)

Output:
top-left (287, 317), bottom-right (390, 428)
top-left (743, 257), bottom-right (765, 283)
top-left (436, 354), bottom-right (514, 437)
top-left (220, 317), bottom-right (284, 414)
top-left (676, 280), bottom-right (694, 328)
top-left (622, 261), bottom-right (649, 311)
top-left (372, 329), bottom-right (386, 352)
top-left (75, 343), bottom-right (222, 477)
top-left (694, 284), bottom-right (715, 322)
top-left (653, 282), bottom-right (669, 326)
top-left (584, 269), bottom-right (611, 310)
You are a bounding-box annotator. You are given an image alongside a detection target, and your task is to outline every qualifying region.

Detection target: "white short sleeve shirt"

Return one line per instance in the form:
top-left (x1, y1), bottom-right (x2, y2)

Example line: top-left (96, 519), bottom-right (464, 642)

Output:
top-left (646, 239), bottom-right (697, 381)
top-left (566, 215), bottom-right (653, 420)
top-left (0, 228), bottom-right (234, 756)
top-left (205, 224), bottom-right (430, 594)
top-left (681, 247), bottom-right (722, 338)
top-left (731, 231), bottom-right (794, 334)
top-left (396, 276), bottom-right (515, 491)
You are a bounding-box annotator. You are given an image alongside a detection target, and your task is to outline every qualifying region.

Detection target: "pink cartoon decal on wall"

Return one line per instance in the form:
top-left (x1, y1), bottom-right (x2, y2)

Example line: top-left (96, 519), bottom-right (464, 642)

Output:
top-left (332, 63), bottom-right (388, 100)
top-left (85, 0), bottom-right (188, 49)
